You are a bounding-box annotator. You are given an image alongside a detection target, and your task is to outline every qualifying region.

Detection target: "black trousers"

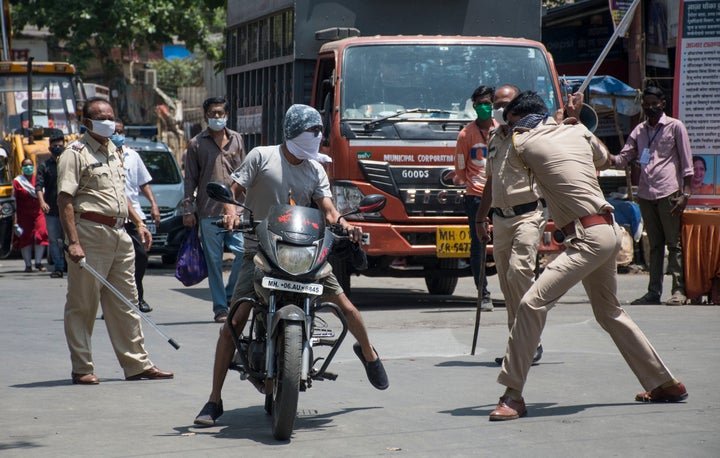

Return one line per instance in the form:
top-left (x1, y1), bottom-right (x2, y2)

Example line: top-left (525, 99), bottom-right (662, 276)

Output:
top-left (125, 223), bottom-right (148, 302)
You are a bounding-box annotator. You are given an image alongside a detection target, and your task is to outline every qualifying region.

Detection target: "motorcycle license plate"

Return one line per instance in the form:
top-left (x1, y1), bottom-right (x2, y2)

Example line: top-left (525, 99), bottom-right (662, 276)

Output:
top-left (436, 226), bottom-right (471, 258)
top-left (261, 276), bottom-right (324, 296)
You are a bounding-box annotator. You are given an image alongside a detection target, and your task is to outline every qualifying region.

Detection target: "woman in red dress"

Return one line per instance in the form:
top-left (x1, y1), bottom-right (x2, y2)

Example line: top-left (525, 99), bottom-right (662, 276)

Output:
top-left (13, 158), bottom-right (49, 272)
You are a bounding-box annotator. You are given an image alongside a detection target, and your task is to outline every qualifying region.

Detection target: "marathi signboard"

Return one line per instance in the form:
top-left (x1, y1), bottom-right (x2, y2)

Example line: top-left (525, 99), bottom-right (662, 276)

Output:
top-left (674, 0), bottom-right (720, 206)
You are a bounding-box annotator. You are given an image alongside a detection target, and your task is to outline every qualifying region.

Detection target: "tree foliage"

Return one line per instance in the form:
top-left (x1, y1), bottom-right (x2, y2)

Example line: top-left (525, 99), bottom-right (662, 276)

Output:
top-left (152, 57), bottom-right (203, 98)
top-left (9, 0), bottom-right (225, 79)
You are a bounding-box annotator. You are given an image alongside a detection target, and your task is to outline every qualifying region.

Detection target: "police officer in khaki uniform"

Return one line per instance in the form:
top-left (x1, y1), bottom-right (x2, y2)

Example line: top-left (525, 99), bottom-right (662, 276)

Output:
top-left (58, 97), bottom-right (173, 385)
top-left (475, 85), bottom-right (545, 365)
top-left (488, 91), bottom-right (686, 421)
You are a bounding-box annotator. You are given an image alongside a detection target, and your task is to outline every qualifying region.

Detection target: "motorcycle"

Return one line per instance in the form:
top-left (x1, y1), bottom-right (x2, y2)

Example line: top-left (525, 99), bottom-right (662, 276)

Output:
top-left (206, 182), bottom-right (386, 440)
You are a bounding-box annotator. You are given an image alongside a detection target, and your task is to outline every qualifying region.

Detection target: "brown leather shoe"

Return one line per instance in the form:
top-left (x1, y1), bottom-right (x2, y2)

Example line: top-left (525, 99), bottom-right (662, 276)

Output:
top-left (72, 372), bottom-right (100, 385)
top-left (635, 382), bottom-right (688, 403)
top-left (125, 365), bottom-right (174, 381)
top-left (489, 396), bottom-right (527, 421)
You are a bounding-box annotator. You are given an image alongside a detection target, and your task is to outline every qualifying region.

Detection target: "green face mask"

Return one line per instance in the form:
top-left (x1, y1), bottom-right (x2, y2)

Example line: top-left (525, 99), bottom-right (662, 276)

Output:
top-left (474, 103), bottom-right (493, 121)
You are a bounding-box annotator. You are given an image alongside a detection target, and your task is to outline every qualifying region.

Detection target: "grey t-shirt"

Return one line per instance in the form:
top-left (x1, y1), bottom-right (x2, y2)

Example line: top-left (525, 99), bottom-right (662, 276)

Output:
top-left (230, 145), bottom-right (333, 250)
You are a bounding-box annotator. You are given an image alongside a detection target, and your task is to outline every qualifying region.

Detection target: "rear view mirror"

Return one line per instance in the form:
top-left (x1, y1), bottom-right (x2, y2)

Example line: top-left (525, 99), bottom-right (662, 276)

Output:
top-left (338, 194), bottom-right (386, 221)
top-left (206, 182), bottom-right (247, 209)
top-left (358, 194), bottom-right (386, 213)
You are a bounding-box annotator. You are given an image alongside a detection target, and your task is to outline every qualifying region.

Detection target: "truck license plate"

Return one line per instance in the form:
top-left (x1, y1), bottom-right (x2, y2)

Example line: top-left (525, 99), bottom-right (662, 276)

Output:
top-left (436, 226), bottom-right (471, 258)
top-left (261, 276), bottom-right (324, 295)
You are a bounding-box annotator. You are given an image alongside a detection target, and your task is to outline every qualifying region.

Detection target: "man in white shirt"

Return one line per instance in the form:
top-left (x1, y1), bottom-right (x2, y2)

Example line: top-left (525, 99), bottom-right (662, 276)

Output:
top-left (113, 121), bottom-right (161, 313)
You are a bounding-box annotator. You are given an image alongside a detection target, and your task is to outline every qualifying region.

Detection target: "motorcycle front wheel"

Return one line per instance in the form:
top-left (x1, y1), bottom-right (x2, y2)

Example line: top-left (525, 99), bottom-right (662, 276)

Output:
top-left (271, 321), bottom-right (302, 440)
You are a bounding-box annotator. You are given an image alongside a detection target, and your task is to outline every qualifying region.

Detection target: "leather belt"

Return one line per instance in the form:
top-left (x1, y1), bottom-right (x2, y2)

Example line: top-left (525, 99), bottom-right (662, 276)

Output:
top-left (79, 212), bottom-right (125, 229)
top-left (561, 213), bottom-right (613, 236)
top-left (492, 201), bottom-right (540, 218)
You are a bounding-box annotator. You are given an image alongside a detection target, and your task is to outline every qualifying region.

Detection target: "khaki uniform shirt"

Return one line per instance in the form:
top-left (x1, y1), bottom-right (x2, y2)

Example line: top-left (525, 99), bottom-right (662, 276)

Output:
top-left (512, 118), bottom-right (611, 229)
top-left (487, 125), bottom-right (541, 209)
top-left (57, 134), bottom-right (128, 218)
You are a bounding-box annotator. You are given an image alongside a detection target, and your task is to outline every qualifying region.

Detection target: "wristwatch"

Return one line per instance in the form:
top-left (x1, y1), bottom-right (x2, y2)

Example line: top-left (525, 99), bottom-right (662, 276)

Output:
top-left (682, 193), bottom-right (691, 199)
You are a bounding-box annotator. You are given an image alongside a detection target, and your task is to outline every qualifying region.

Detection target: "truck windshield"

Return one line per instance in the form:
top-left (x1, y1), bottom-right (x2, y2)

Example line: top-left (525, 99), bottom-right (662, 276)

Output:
top-left (0, 74), bottom-right (80, 135)
top-left (341, 44), bottom-right (559, 121)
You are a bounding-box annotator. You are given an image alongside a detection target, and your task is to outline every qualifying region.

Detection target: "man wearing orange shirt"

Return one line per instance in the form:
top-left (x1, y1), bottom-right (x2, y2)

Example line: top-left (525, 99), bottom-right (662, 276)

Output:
top-left (454, 85), bottom-right (497, 311)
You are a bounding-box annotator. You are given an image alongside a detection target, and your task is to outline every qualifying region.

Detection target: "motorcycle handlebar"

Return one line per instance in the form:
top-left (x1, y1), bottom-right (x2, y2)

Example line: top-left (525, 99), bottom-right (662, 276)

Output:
top-left (211, 218), bottom-right (255, 232)
top-left (330, 224), bottom-right (369, 245)
top-left (329, 223), bottom-right (348, 237)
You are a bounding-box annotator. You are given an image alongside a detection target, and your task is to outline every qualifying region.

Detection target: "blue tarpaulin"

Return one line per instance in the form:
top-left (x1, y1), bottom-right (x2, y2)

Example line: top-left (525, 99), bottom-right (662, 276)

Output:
top-left (562, 75), bottom-right (641, 117)
top-left (163, 45), bottom-right (193, 60)
top-left (607, 198), bottom-right (643, 242)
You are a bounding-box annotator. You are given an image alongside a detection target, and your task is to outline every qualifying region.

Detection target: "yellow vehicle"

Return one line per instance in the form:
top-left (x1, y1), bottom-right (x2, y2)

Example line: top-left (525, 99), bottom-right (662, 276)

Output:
top-left (0, 60), bottom-right (85, 257)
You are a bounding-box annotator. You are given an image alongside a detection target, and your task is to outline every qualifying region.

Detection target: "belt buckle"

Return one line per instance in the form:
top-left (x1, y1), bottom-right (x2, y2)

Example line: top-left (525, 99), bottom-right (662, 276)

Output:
top-left (502, 207), bottom-right (516, 217)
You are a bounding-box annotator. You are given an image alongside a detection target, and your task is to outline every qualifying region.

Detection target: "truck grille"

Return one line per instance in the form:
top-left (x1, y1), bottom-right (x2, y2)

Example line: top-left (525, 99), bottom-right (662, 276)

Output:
top-left (359, 160), bottom-right (466, 216)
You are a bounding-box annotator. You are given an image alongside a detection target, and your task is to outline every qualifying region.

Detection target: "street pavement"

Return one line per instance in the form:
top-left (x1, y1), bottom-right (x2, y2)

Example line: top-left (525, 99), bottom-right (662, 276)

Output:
top-left (0, 256), bottom-right (718, 457)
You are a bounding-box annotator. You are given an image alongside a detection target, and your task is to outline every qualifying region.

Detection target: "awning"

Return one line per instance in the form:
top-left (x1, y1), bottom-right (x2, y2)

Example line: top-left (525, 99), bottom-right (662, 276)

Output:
top-left (562, 75), bottom-right (641, 116)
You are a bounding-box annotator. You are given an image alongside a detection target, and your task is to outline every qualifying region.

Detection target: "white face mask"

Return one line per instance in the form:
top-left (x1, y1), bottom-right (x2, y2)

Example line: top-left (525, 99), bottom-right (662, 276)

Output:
top-left (285, 132), bottom-right (332, 163)
top-left (492, 108), bottom-right (506, 126)
top-left (88, 119), bottom-right (116, 138)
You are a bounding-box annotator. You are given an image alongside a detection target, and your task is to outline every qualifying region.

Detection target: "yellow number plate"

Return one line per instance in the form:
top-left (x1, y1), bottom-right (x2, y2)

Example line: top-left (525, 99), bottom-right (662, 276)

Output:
top-left (436, 226), bottom-right (471, 258)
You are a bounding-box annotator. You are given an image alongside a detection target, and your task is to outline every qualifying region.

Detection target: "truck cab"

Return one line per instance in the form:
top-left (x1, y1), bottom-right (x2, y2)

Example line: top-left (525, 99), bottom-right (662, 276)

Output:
top-left (0, 61), bottom-right (84, 258)
top-left (313, 35), bottom-right (565, 293)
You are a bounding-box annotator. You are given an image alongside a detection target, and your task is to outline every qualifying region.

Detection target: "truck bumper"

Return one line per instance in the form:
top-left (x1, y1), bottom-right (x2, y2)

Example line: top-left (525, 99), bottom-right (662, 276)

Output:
top-left (357, 221), bottom-right (564, 258)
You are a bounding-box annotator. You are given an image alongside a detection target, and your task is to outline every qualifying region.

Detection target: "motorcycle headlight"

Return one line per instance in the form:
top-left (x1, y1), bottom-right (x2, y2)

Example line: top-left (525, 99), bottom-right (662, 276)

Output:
top-left (276, 242), bottom-right (317, 275)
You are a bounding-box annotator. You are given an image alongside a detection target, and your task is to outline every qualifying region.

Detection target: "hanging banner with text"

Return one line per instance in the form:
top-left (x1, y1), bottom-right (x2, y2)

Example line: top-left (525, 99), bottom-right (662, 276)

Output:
top-left (674, 0), bottom-right (720, 206)
top-left (609, 0), bottom-right (634, 29)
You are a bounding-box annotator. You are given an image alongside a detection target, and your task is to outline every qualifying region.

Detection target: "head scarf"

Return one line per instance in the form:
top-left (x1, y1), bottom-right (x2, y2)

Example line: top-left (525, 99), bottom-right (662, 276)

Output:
top-left (284, 104), bottom-right (322, 140)
top-left (283, 104), bottom-right (332, 163)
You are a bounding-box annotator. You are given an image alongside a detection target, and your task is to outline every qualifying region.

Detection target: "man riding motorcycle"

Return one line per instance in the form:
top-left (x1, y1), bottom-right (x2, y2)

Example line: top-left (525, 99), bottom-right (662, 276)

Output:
top-left (194, 104), bottom-right (389, 426)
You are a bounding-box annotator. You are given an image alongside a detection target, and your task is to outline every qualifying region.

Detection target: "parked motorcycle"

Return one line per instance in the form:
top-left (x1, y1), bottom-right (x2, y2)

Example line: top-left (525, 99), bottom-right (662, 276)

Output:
top-left (206, 182), bottom-right (386, 440)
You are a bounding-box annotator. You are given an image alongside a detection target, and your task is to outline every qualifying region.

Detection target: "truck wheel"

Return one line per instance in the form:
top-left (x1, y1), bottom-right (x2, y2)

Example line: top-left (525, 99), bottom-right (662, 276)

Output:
top-left (425, 259), bottom-right (459, 295)
top-left (271, 322), bottom-right (302, 441)
top-left (329, 254), bottom-right (351, 295)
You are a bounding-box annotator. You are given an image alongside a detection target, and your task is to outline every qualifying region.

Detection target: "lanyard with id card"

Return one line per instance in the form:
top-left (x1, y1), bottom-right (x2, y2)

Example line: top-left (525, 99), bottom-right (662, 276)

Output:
top-left (639, 125), bottom-right (662, 165)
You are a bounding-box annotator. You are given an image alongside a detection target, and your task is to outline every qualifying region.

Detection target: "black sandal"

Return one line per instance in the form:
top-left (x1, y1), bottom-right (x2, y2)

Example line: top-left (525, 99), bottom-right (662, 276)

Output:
top-left (194, 400), bottom-right (224, 426)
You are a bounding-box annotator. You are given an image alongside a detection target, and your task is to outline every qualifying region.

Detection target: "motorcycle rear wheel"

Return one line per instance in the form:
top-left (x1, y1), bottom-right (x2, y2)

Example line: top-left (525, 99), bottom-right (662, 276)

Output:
top-left (271, 321), bottom-right (302, 440)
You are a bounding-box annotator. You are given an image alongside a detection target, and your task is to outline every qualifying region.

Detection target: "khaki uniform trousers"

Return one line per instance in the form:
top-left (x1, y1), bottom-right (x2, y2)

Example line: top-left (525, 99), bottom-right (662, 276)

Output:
top-left (497, 222), bottom-right (674, 393)
top-left (64, 221), bottom-right (153, 377)
top-left (492, 209), bottom-right (545, 331)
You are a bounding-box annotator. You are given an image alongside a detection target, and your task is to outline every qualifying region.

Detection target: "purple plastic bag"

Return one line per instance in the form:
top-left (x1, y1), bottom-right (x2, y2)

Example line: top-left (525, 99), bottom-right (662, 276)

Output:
top-left (175, 227), bottom-right (208, 286)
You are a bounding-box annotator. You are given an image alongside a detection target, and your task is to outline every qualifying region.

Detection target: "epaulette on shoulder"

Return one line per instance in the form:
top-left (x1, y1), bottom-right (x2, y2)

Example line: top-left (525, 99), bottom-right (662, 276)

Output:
top-left (67, 141), bottom-right (85, 153)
